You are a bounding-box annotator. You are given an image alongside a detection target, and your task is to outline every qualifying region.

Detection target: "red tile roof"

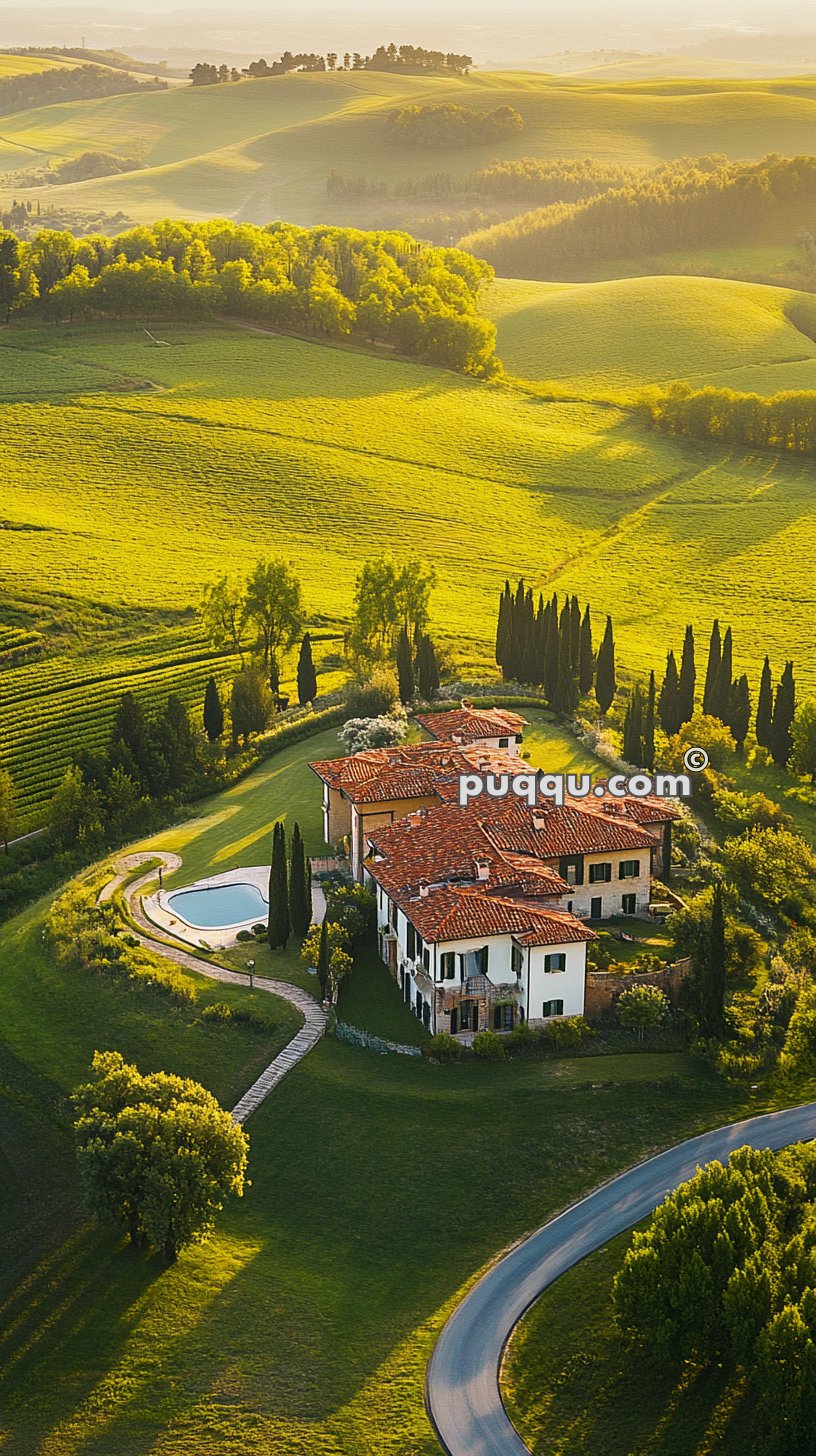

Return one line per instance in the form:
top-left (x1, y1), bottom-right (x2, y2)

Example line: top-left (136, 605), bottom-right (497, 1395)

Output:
top-left (582, 791), bottom-right (682, 826)
top-left (310, 741), bottom-right (520, 805)
top-left (367, 803), bottom-right (568, 900)
top-left (416, 704), bottom-right (528, 743)
top-left (396, 883), bottom-right (595, 947)
top-left (476, 797), bottom-right (659, 857)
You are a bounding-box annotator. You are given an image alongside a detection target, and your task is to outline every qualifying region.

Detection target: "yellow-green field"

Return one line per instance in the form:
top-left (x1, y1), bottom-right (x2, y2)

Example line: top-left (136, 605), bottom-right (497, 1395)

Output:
top-left (486, 275), bottom-right (816, 398)
top-left (1, 316), bottom-right (814, 825)
top-left (4, 71), bottom-right (816, 223)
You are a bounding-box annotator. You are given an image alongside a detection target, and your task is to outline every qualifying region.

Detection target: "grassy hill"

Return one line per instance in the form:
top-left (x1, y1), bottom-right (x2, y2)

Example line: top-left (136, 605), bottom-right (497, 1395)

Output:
top-left (486, 275), bottom-right (816, 398)
top-left (1, 316), bottom-right (814, 827)
top-left (4, 71), bottom-right (816, 225)
top-left (0, 721), bottom-right (750, 1456)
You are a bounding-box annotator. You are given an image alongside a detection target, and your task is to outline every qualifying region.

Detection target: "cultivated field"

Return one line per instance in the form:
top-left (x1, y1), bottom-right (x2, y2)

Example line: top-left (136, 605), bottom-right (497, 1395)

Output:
top-left (3, 71), bottom-right (816, 224)
top-left (1, 317), bottom-right (814, 826)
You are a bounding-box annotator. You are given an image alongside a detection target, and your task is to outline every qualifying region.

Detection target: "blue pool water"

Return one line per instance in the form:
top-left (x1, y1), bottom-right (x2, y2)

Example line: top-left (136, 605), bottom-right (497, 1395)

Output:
top-left (167, 883), bottom-right (268, 929)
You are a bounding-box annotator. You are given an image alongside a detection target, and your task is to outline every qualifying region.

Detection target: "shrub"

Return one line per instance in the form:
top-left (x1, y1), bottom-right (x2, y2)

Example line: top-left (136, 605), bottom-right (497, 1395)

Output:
top-left (542, 1015), bottom-right (597, 1050)
top-left (344, 667), bottom-right (399, 719)
top-left (46, 879), bottom-right (195, 1003)
top-left (236, 928), bottom-right (255, 942)
top-left (422, 1032), bottom-right (464, 1061)
top-left (201, 1001), bottom-right (233, 1022)
top-left (505, 1020), bottom-right (543, 1054)
top-left (338, 710), bottom-right (407, 755)
top-left (472, 1029), bottom-right (505, 1059)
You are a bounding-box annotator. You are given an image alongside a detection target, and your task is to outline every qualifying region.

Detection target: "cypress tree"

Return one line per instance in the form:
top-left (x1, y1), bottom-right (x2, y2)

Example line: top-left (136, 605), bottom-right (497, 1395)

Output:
top-left (544, 596), bottom-right (560, 705)
top-left (296, 633), bottom-right (318, 706)
top-left (595, 615), bottom-right (616, 715)
top-left (698, 883), bottom-right (726, 1040)
top-left (316, 916), bottom-right (329, 1001)
top-left (578, 605), bottom-right (594, 696)
top-left (203, 675), bottom-right (224, 743)
top-left (554, 611), bottom-right (578, 715)
top-left (727, 674), bottom-right (751, 751)
top-left (513, 580), bottom-right (527, 680)
top-left (532, 595), bottom-right (546, 686)
top-left (622, 685), bottom-right (643, 765)
top-left (658, 650), bottom-right (682, 736)
top-left (495, 581), bottom-right (512, 679)
top-left (756, 655), bottom-right (773, 748)
top-left (702, 620), bottom-right (721, 715)
top-left (416, 632), bottom-right (440, 700)
top-left (395, 626), bottom-right (414, 704)
top-left (288, 821), bottom-right (312, 938)
top-left (569, 594), bottom-right (581, 668)
top-left (710, 626), bottom-right (733, 722)
top-left (522, 587), bottom-right (537, 682)
top-left (643, 671), bottom-right (656, 770)
top-left (677, 625), bottom-right (696, 726)
top-left (267, 821), bottom-right (290, 950)
top-left (770, 661), bottom-right (796, 767)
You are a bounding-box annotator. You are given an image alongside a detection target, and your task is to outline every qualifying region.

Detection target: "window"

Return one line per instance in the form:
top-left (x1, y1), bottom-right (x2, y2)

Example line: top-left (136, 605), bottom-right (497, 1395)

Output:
top-left (440, 951), bottom-right (456, 981)
top-left (542, 999), bottom-right (564, 1018)
top-left (423, 946), bottom-right (430, 972)
top-left (422, 1001), bottom-right (431, 1029)
top-left (493, 1003), bottom-right (515, 1031)
top-left (498, 736), bottom-right (509, 747)
top-left (590, 896), bottom-right (603, 918)
top-left (511, 944), bottom-right (524, 979)
top-left (567, 900), bottom-right (573, 913)
top-left (559, 855), bottom-right (584, 886)
top-left (464, 945), bottom-right (489, 977)
top-left (619, 859), bottom-right (641, 879)
top-left (459, 1000), bottom-right (478, 1031)
top-left (544, 953), bottom-right (566, 973)
top-left (622, 892), bottom-right (636, 915)
top-left (406, 924), bottom-right (416, 959)
top-left (589, 862), bottom-right (612, 884)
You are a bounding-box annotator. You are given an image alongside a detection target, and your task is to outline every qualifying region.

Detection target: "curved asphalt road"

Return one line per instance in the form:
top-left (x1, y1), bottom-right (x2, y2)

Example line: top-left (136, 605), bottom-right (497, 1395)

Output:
top-left (425, 1101), bottom-right (816, 1456)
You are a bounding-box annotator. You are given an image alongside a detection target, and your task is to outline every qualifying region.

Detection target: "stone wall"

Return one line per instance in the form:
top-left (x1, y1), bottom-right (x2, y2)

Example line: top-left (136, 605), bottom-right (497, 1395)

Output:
top-left (584, 957), bottom-right (692, 1022)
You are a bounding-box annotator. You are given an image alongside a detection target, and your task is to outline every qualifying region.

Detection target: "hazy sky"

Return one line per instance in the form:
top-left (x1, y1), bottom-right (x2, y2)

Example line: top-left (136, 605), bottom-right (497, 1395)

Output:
top-left (4, 1), bottom-right (816, 62)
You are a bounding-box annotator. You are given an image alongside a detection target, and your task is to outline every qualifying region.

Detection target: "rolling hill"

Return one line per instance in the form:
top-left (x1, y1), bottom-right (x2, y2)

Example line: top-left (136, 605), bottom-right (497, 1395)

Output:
top-left (3, 70), bottom-right (816, 227)
top-left (1, 314), bottom-right (814, 826)
top-left (485, 275), bottom-right (816, 398)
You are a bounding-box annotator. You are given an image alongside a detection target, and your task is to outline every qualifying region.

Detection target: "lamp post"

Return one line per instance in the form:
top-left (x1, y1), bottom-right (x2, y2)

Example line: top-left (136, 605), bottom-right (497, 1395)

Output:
top-left (246, 959), bottom-right (255, 990)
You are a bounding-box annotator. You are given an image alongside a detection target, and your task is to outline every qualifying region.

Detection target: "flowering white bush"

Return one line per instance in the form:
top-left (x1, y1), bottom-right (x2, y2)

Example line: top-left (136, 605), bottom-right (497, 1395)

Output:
top-left (339, 710), bottom-right (408, 755)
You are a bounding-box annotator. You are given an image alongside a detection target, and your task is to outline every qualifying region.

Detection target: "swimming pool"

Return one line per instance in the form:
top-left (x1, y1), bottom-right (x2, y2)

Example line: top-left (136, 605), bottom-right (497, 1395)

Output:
top-left (167, 883), bottom-right (268, 930)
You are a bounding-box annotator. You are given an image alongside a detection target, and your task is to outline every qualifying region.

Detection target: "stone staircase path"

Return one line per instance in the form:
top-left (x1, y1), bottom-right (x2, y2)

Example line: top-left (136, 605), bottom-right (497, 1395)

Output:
top-left (98, 852), bottom-right (327, 1124)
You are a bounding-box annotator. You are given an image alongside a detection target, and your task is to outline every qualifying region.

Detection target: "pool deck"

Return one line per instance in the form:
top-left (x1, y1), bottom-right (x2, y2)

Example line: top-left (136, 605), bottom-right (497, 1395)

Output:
top-left (142, 865), bottom-right (324, 950)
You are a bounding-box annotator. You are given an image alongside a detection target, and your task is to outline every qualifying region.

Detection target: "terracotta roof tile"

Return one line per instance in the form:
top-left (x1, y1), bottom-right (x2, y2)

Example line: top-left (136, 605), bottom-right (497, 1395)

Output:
top-left (395, 883), bottom-right (595, 946)
top-left (416, 705), bottom-right (528, 743)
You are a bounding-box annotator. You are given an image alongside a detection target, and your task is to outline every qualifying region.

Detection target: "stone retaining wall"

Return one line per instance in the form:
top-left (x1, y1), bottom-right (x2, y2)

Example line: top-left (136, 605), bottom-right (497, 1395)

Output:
top-left (585, 957), bottom-right (692, 1022)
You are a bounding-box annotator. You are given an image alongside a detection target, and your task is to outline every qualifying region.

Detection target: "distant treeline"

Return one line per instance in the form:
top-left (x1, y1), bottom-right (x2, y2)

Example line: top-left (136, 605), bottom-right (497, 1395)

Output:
top-left (0, 64), bottom-right (166, 116)
top-left (190, 43), bottom-right (472, 84)
top-left (462, 154), bottom-right (816, 275)
top-left (645, 382), bottom-right (816, 458)
top-left (387, 103), bottom-right (523, 150)
top-left (0, 219), bottom-right (497, 376)
top-left (9, 151), bottom-right (145, 188)
top-left (327, 157), bottom-right (651, 205)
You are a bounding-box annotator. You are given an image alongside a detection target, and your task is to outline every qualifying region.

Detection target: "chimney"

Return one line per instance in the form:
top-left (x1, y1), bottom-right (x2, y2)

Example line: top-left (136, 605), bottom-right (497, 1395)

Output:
top-left (474, 859), bottom-right (490, 881)
top-left (418, 881), bottom-right (430, 898)
top-left (461, 697), bottom-right (473, 710)
top-left (532, 811), bottom-right (547, 830)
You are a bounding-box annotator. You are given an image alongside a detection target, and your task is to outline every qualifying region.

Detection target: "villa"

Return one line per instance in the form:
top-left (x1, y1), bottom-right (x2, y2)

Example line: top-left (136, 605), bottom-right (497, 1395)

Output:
top-left (310, 702), bottom-right (680, 1035)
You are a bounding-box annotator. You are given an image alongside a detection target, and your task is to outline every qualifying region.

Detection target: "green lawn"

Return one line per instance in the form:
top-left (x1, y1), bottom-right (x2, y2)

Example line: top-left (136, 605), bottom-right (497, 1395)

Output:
top-left (336, 937), bottom-right (428, 1046)
top-left (0, 1028), bottom-right (749, 1456)
top-left (503, 1229), bottom-right (758, 1455)
top-left (0, 897), bottom-right (301, 1297)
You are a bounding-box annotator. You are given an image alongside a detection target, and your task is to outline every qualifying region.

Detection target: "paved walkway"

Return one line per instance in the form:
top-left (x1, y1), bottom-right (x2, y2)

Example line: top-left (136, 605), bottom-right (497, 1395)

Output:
top-left (425, 1099), bottom-right (816, 1456)
top-left (98, 852), bottom-right (327, 1124)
